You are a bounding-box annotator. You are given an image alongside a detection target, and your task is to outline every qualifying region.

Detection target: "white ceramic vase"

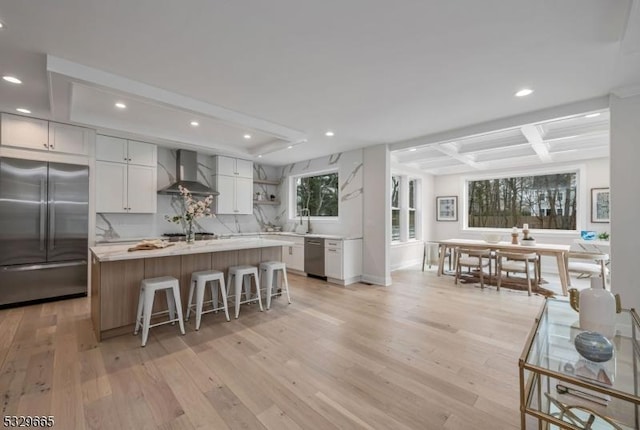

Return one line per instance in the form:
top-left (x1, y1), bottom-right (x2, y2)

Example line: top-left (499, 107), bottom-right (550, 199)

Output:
top-left (579, 277), bottom-right (616, 339)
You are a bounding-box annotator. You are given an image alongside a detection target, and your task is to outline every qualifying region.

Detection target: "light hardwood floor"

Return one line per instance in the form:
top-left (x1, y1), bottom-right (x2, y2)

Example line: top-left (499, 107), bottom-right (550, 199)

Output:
top-left (0, 268), bottom-right (546, 429)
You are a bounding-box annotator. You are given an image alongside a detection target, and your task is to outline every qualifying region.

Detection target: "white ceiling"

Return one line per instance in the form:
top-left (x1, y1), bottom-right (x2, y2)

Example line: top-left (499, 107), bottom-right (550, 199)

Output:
top-left (0, 0), bottom-right (638, 166)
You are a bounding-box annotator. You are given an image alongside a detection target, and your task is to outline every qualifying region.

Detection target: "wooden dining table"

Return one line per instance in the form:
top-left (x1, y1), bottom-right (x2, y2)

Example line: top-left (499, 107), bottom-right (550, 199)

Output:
top-left (434, 239), bottom-right (572, 296)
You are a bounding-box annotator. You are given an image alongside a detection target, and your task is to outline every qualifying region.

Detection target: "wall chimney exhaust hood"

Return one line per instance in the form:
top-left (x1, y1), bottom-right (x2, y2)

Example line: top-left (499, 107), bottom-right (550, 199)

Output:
top-left (158, 149), bottom-right (218, 196)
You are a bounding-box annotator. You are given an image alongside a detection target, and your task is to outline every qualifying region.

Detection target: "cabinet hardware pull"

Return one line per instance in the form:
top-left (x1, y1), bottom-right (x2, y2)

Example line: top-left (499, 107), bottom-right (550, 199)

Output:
top-left (49, 144), bottom-right (54, 148)
top-left (43, 143), bottom-right (48, 147)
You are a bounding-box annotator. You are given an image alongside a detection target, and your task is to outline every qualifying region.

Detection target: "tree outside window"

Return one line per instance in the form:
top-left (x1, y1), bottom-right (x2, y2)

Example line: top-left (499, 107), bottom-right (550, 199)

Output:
top-left (467, 172), bottom-right (577, 230)
top-left (408, 179), bottom-right (416, 239)
top-left (391, 176), bottom-right (400, 241)
top-left (295, 172), bottom-right (339, 217)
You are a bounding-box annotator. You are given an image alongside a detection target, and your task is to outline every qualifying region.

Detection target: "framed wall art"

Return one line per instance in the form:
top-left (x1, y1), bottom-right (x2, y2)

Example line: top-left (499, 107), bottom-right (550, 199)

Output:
top-left (591, 188), bottom-right (610, 223)
top-left (436, 196), bottom-right (458, 222)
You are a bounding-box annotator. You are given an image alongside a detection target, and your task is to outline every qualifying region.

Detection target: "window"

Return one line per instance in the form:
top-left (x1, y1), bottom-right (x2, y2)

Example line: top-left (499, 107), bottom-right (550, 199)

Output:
top-left (294, 171), bottom-right (339, 217)
top-left (467, 172), bottom-right (577, 230)
top-left (408, 179), bottom-right (416, 239)
top-left (391, 175), bottom-right (420, 242)
top-left (391, 176), bottom-right (400, 241)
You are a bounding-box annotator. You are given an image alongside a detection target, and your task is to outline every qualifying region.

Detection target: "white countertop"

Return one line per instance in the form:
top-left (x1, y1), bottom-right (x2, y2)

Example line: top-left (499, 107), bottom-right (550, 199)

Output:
top-left (96, 232), bottom-right (363, 244)
top-left (91, 237), bottom-right (292, 262)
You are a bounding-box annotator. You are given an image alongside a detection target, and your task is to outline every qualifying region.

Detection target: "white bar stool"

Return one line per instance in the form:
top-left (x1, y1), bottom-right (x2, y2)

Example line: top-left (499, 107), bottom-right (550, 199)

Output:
top-left (134, 276), bottom-right (185, 347)
top-left (259, 261), bottom-right (291, 310)
top-left (185, 270), bottom-right (230, 330)
top-left (227, 265), bottom-right (263, 319)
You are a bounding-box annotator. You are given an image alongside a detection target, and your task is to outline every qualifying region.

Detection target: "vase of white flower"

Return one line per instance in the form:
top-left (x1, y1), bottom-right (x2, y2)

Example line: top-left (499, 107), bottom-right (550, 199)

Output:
top-left (165, 185), bottom-right (214, 244)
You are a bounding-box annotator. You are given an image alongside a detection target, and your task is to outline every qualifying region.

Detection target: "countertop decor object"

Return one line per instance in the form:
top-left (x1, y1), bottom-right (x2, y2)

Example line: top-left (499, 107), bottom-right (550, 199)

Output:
top-left (521, 237), bottom-right (536, 246)
top-left (569, 277), bottom-right (622, 339)
top-left (482, 233), bottom-right (502, 244)
top-left (574, 331), bottom-right (614, 363)
top-left (165, 185), bottom-right (214, 243)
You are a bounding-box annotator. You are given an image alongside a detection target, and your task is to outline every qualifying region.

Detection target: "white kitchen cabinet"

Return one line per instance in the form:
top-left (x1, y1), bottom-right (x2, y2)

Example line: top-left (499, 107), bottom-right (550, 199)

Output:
top-left (1, 114), bottom-right (91, 155)
top-left (325, 238), bottom-right (362, 285)
top-left (213, 155), bottom-right (253, 179)
top-left (96, 135), bottom-right (156, 166)
top-left (325, 247), bottom-right (343, 279)
top-left (213, 174), bottom-right (253, 214)
top-left (48, 122), bottom-right (91, 156)
top-left (279, 236), bottom-right (305, 272)
top-left (212, 155), bottom-right (253, 215)
top-left (1, 113), bottom-right (49, 150)
top-left (95, 161), bottom-right (157, 213)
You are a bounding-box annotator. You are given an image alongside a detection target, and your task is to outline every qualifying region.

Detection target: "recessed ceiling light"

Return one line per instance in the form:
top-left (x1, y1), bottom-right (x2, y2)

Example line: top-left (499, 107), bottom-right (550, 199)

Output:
top-left (515, 88), bottom-right (534, 97)
top-left (16, 108), bottom-right (31, 114)
top-left (244, 134), bottom-right (252, 139)
top-left (0, 22), bottom-right (4, 29)
top-left (585, 113), bottom-right (601, 118)
top-left (257, 155), bottom-right (262, 158)
top-left (325, 131), bottom-right (335, 137)
top-left (115, 102), bottom-right (127, 109)
top-left (190, 121), bottom-right (199, 126)
top-left (409, 148), bottom-right (417, 152)
top-left (287, 145), bottom-right (293, 149)
top-left (2, 76), bottom-right (22, 84)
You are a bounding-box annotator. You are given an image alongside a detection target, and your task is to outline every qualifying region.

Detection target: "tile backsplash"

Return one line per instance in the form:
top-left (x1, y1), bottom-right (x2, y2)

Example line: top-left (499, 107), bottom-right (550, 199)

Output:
top-left (95, 147), bottom-right (363, 242)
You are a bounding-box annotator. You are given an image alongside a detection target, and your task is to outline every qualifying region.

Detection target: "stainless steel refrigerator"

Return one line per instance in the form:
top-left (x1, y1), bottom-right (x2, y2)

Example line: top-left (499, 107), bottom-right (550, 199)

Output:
top-left (0, 157), bottom-right (89, 307)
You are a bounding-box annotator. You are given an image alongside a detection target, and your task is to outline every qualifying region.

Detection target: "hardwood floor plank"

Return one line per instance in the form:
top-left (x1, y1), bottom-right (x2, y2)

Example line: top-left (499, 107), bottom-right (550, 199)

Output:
top-left (154, 354), bottom-right (229, 430)
top-left (0, 268), bottom-right (545, 429)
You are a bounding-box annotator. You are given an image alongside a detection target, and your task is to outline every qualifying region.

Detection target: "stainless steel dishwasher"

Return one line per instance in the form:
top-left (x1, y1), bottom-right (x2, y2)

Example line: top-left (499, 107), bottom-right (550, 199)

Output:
top-left (304, 237), bottom-right (325, 278)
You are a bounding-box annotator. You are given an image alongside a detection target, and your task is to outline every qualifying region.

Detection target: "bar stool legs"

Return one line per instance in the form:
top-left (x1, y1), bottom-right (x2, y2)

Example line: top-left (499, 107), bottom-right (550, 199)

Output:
top-left (185, 270), bottom-right (230, 330)
top-left (134, 276), bottom-right (185, 347)
top-left (228, 265), bottom-right (263, 319)
top-left (259, 261), bottom-right (291, 310)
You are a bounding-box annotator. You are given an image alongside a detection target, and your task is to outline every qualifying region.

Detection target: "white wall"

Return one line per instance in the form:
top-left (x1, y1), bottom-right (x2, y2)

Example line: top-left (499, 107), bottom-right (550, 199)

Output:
top-left (276, 149), bottom-right (364, 237)
top-left (431, 158), bottom-right (610, 242)
top-left (363, 144), bottom-right (391, 285)
top-left (610, 94), bottom-right (640, 310)
top-left (430, 158), bottom-right (610, 271)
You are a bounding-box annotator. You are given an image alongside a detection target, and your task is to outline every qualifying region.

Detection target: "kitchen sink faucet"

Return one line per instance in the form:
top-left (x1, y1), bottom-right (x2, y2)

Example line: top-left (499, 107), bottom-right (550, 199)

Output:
top-left (299, 208), bottom-right (312, 234)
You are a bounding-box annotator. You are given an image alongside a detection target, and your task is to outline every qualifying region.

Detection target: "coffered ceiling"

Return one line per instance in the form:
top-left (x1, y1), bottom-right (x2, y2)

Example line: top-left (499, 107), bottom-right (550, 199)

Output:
top-left (0, 0), bottom-right (638, 166)
top-left (392, 109), bottom-right (610, 175)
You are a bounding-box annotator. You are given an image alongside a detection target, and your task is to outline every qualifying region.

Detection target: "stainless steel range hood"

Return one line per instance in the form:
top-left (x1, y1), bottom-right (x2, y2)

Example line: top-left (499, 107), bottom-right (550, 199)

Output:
top-left (158, 149), bottom-right (218, 196)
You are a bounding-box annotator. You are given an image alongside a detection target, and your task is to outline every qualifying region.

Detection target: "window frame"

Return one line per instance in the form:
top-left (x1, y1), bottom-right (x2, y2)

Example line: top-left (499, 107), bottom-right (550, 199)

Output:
top-left (462, 165), bottom-right (586, 233)
top-left (390, 174), bottom-right (421, 243)
top-left (391, 175), bottom-right (401, 243)
top-left (288, 168), bottom-right (340, 221)
top-left (408, 179), bottom-right (417, 240)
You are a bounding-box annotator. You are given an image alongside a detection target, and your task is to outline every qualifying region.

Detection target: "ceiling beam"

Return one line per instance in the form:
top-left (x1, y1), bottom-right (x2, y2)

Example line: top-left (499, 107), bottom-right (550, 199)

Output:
top-left (520, 124), bottom-right (551, 162)
top-left (434, 142), bottom-right (484, 169)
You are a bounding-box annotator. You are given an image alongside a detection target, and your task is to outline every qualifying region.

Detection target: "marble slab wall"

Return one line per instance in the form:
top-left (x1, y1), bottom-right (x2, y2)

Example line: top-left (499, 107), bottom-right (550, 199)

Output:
top-left (95, 147), bottom-right (364, 241)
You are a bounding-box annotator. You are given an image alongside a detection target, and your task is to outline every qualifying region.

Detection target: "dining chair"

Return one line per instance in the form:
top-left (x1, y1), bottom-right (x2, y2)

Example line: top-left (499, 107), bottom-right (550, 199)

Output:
top-left (565, 251), bottom-right (609, 288)
top-left (454, 248), bottom-right (491, 288)
top-left (423, 242), bottom-right (453, 272)
top-left (495, 251), bottom-right (539, 296)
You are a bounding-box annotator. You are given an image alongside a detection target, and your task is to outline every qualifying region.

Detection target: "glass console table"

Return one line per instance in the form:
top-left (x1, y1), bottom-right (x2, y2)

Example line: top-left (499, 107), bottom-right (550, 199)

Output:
top-left (519, 298), bottom-right (640, 429)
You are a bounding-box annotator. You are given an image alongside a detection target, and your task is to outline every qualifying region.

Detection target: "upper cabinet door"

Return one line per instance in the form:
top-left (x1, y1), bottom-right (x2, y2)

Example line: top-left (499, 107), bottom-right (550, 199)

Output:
top-left (235, 159), bottom-right (253, 179)
top-left (215, 156), bottom-right (236, 177)
top-left (95, 161), bottom-right (127, 213)
top-left (127, 140), bottom-right (157, 166)
top-left (1, 113), bottom-right (49, 151)
top-left (48, 122), bottom-right (91, 156)
top-left (127, 164), bottom-right (157, 213)
top-left (214, 174), bottom-right (236, 214)
top-left (96, 135), bottom-right (127, 162)
top-left (235, 177), bottom-right (253, 214)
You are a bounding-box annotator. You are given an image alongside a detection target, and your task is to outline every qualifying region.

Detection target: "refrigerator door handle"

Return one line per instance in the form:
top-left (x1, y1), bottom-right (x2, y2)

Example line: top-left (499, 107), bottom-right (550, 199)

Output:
top-left (1, 260), bottom-right (86, 272)
top-left (48, 182), bottom-right (55, 251)
top-left (39, 177), bottom-right (46, 251)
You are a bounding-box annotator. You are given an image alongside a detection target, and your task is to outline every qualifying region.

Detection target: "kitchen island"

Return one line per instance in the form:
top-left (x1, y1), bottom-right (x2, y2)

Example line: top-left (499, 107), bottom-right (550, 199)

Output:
top-left (90, 238), bottom-right (288, 340)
